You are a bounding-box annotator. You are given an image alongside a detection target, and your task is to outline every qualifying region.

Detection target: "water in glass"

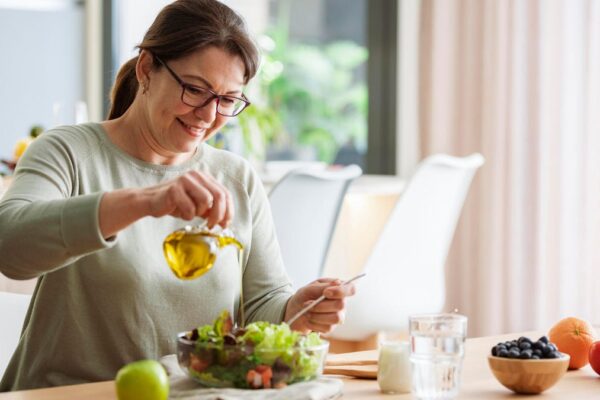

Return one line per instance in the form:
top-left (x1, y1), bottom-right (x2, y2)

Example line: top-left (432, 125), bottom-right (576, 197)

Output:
top-left (409, 314), bottom-right (467, 400)
top-left (410, 332), bottom-right (464, 399)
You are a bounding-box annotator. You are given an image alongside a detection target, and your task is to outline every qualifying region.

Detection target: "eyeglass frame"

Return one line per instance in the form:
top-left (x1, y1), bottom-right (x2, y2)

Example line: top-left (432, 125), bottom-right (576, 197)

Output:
top-left (154, 55), bottom-right (251, 117)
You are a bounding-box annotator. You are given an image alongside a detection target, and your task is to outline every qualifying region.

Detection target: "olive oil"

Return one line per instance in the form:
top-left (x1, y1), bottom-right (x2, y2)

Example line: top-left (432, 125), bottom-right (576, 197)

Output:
top-left (163, 226), bottom-right (246, 326)
top-left (237, 248), bottom-right (245, 328)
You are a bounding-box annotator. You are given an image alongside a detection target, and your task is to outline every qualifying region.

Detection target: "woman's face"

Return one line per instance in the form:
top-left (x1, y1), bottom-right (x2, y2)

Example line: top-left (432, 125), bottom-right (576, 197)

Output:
top-left (140, 46), bottom-right (246, 155)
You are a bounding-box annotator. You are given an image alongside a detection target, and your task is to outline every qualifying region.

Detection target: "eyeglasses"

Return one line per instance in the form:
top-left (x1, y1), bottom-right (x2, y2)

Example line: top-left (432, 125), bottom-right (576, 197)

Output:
top-left (155, 56), bottom-right (250, 117)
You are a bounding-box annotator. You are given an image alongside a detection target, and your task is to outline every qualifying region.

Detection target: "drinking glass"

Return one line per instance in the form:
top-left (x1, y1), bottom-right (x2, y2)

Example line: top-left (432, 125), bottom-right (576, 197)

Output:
top-left (409, 313), bottom-right (468, 400)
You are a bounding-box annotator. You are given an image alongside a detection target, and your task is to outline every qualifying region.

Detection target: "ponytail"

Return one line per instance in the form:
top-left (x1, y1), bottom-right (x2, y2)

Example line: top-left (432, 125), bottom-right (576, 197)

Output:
top-left (107, 57), bottom-right (139, 120)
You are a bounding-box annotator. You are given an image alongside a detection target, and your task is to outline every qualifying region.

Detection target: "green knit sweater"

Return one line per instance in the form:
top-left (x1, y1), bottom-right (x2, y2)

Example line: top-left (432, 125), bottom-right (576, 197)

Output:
top-left (0, 123), bottom-right (292, 391)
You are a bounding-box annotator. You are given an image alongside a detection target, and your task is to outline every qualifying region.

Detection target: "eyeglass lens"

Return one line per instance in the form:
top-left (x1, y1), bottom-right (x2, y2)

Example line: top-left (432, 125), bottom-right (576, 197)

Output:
top-left (182, 86), bottom-right (246, 116)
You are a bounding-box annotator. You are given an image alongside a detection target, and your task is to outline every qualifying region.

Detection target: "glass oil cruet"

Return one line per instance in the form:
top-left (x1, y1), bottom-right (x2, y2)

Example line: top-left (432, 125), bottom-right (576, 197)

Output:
top-left (163, 223), bottom-right (246, 326)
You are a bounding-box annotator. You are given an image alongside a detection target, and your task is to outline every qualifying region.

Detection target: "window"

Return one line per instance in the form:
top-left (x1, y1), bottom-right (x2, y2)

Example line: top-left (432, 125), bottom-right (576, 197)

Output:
top-left (225, 0), bottom-right (369, 168)
top-left (0, 0), bottom-right (85, 168)
top-left (111, 0), bottom-right (397, 172)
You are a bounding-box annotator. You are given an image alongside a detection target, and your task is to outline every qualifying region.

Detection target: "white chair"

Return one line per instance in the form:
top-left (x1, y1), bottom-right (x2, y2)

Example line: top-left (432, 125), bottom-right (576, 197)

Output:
top-left (0, 291), bottom-right (31, 377)
top-left (269, 164), bottom-right (362, 288)
top-left (329, 154), bottom-right (484, 341)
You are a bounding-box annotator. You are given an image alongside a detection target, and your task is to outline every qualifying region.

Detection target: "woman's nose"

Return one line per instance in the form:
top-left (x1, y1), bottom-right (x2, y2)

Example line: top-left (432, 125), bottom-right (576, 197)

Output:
top-left (193, 98), bottom-right (218, 123)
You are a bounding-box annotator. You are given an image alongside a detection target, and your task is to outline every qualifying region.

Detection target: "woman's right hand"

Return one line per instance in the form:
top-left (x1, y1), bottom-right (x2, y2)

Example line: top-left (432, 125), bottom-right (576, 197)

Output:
top-left (144, 170), bottom-right (234, 228)
top-left (99, 171), bottom-right (233, 239)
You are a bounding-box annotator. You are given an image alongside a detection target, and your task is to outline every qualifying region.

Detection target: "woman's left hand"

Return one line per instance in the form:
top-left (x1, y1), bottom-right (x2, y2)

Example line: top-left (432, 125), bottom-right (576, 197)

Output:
top-left (284, 278), bottom-right (357, 333)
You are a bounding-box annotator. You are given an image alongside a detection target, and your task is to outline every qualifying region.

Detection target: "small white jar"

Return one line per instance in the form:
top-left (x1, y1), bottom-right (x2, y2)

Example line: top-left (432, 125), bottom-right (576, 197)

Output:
top-left (378, 340), bottom-right (412, 394)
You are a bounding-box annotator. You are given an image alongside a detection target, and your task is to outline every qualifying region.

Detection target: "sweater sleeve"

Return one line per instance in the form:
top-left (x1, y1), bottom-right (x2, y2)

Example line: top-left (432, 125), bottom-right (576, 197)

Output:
top-left (241, 166), bottom-right (294, 324)
top-left (0, 130), bottom-right (116, 280)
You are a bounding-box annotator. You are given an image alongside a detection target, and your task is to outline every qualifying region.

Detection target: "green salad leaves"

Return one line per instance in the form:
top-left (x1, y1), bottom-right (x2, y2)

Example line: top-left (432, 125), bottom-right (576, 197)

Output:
top-left (181, 310), bottom-right (326, 388)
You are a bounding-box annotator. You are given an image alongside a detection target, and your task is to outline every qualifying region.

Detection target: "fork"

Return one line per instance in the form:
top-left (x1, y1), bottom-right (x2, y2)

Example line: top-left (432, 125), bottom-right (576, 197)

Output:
top-left (285, 273), bottom-right (366, 326)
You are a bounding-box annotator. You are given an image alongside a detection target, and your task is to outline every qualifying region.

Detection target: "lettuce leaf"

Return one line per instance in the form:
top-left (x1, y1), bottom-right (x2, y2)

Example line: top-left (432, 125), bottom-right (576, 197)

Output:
top-left (192, 311), bottom-right (325, 384)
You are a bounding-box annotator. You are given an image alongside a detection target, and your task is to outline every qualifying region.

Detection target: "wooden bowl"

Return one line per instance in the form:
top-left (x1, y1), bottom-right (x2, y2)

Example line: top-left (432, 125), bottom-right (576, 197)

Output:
top-left (487, 354), bottom-right (570, 394)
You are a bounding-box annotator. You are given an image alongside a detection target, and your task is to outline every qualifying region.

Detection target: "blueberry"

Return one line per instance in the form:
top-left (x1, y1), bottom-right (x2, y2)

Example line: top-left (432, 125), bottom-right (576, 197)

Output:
top-left (541, 343), bottom-right (551, 355)
top-left (498, 349), bottom-right (509, 358)
top-left (519, 349), bottom-right (533, 359)
top-left (547, 351), bottom-right (560, 359)
top-left (533, 349), bottom-right (542, 357)
top-left (519, 341), bottom-right (532, 350)
top-left (532, 355), bottom-right (541, 360)
top-left (508, 349), bottom-right (520, 358)
top-left (547, 343), bottom-right (557, 353)
top-left (492, 347), bottom-right (497, 356)
top-left (518, 337), bottom-right (533, 345)
top-left (538, 336), bottom-right (549, 344)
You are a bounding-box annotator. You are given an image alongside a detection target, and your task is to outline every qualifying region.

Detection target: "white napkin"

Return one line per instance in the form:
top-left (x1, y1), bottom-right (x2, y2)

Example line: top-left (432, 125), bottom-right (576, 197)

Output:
top-left (160, 354), bottom-right (343, 400)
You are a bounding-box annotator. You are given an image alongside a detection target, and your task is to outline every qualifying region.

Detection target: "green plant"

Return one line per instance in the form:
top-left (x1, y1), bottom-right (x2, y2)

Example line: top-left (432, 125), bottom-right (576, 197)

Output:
top-left (243, 0), bottom-right (368, 163)
top-left (237, 103), bottom-right (283, 157)
top-left (215, 2), bottom-right (368, 163)
top-left (209, 102), bottom-right (283, 162)
top-left (266, 40), bottom-right (368, 162)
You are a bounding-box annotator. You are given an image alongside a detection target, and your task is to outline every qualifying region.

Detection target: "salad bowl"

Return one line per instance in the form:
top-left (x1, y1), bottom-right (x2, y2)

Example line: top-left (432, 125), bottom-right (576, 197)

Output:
top-left (177, 311), bottom-right (329, 389)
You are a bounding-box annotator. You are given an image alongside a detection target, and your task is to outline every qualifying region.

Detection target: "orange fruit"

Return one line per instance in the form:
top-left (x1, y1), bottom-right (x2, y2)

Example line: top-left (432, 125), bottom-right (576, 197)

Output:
top-left (549, 317), bottom-right (597, 369)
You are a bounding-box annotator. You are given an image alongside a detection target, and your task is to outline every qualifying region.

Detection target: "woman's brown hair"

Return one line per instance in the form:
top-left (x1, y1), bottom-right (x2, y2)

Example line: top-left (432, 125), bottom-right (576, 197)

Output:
top-left (108, 0), bottom-right (259, 120)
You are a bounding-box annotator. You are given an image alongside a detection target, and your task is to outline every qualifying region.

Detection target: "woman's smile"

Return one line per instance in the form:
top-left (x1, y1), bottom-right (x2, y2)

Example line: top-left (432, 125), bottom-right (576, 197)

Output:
top-left (177, 117), bottom-right (207, 138)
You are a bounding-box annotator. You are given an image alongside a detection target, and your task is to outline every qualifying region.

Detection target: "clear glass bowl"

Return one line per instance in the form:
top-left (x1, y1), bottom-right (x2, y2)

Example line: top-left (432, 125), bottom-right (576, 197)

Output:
top-left (177, 332), bottom-right (329, 389)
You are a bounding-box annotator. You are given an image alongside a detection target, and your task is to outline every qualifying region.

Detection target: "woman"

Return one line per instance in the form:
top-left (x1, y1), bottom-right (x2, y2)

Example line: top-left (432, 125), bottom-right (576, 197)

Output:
top-left (0, 0), bottom-right (355, 391)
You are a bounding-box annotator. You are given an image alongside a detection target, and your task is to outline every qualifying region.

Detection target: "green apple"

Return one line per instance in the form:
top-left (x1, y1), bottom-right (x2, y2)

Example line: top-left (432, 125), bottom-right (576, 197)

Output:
top-left (115, 359), bottom-right (169, 400)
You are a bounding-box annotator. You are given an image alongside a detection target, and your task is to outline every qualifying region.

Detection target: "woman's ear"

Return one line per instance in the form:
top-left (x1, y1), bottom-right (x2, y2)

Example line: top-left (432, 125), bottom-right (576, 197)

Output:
top-left (136, 50), bottom-right (154, 89)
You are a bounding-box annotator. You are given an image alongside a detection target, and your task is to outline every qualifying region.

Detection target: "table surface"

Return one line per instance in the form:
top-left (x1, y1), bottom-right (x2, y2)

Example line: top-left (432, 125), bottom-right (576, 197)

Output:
top-left (1, 331), bottom-right (598, 399)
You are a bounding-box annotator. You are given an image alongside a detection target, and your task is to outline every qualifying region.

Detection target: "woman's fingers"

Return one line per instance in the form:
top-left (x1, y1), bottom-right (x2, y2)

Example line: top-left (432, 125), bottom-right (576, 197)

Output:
top-left (305, 321), bottom-right (334, 334)
top-left (324, 282), bottom-right (356, 299)
top-left (287, 277), bottom-right (359, 333)
top-left (186, 171), bottom-right (230, 228)
top-left (179, 173), bottom-right (215, 218)
top-left (203, 188), bottom-right (226, 228)
top-left (307, 309), bottom-right (345, 325)
top-left (169, 181), bottom-right (200, 220)
top-left (222, 190), bottom-right (235, 228)
top-left (154, 171), bottom-right (231, 227)
top-left (299, 298), bottom-right (345, 331)
top-left (144, 171), bottom-right (234, 228)
top-left (304, 299), bottom-right (345, 313)
top-left (300, 312), bottom-right (343, 333)
top-left (311, 277), bottom-right (357, 299)
top-left (315, 277), bottom-right (341, 285)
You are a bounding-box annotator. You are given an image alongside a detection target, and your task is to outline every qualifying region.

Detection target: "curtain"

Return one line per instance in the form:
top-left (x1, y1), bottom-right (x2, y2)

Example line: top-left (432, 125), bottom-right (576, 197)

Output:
top-left (419, 0), bottom-right (600, 336)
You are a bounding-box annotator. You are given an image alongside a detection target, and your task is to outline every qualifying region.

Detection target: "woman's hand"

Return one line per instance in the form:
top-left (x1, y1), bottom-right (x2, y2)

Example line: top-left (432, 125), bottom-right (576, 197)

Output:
top-left (98, 170), bottom-right (233, 238)
top-left (143, 171), bottom-right (233, 227)
top-left (284, 278), bottom-right (357, 334)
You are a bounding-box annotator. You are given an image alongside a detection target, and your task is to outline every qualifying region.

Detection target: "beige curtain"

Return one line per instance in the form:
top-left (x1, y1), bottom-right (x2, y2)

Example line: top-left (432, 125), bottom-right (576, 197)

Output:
top-left (419, 0), bottom-right (600, 336)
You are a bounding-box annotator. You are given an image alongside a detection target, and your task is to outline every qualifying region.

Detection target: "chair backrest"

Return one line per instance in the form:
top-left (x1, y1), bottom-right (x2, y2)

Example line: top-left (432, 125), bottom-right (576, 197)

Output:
top-left (330, 153), bottom-right (484, 340)
top-left (0, 291), bottom-right (31, 376)
top-left (269, 164), bottom-right (362, 288)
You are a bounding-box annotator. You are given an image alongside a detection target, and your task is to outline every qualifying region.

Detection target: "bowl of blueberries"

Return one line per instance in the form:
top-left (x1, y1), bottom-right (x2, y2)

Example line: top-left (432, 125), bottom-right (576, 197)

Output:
top-left (487, 336), bottom-right (570, 394)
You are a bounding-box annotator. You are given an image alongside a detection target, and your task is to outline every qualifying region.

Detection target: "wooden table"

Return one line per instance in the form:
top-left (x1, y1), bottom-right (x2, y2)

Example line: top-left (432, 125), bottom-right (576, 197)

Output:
top-left (2, 331), bottom-right (599, 399)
